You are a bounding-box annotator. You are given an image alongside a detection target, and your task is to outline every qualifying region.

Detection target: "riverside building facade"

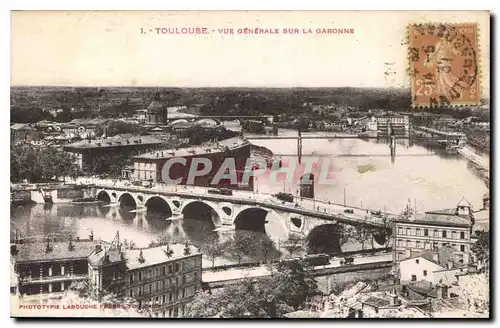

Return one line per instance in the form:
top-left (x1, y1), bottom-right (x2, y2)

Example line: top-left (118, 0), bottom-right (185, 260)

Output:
top-left (392, 199), bottom-right (474, 268)
top-left (11, 232), bottom-right (202, 318)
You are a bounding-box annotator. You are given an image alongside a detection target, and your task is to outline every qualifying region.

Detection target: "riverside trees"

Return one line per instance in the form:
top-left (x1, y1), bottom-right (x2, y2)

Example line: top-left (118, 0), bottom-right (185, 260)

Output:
top-left (185, 260), bottom-right (319, 318)
top-left (11, 144), bottom-right (80, 183)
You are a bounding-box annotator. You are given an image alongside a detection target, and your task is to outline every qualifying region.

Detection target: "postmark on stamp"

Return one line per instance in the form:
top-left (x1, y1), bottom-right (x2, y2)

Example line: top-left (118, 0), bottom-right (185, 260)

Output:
top-left (408, 23), bottom-right (480, 107)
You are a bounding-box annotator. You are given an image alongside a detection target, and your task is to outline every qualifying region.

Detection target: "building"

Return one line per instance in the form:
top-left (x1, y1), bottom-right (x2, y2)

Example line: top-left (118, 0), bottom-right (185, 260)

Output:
top-left (63, 135), bottom-right (175, 174)
top-left (392, 200), bottom-right (474, 267)
top-left (11, 232), bottom-right (203, 318)
top-left (11, 123), bottom-right (39, 143)
top-left (88, 240), bottom-right (202, 318)
top-left (399, 252), bottom-right (449, 284)
top-left (11, 234), bottom-right (98, 297)
top-left (376, 115), bottom-right (410, 136)
top-left (132, 137), bottom-right (252, 190)
top-left (146, 99), bottom-right (168, 125)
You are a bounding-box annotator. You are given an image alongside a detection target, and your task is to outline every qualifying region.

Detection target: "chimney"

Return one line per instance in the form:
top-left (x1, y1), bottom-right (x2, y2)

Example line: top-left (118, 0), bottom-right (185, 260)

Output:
top-left (138, 249), bottom-right (145, 263)
top-left (183, 242), bottom-right (191, 255)
top-left (68, 235), bottom-right (75, 251)
top-left (95, 245), bottom-right (102, 253)
top-left (10, 245), bottom-right (18, 256)
top-left (89, 230), bottom-right (94, 241)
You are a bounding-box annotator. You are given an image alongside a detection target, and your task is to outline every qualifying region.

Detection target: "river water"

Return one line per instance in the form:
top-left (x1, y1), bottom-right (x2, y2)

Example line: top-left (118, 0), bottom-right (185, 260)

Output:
top-left (11, 120), bottom-right (489, 263)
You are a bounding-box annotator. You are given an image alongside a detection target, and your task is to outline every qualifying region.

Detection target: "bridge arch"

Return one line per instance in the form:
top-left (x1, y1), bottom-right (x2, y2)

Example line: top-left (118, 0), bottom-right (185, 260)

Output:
top-left (144, 196), bottom-right (172, 217)
top-left (234, 207), bottom-right (269, 233)
top-left (180, 200), bottom-right (222, 227)
top-left (169, 119), bottom-right (190, 126)
top-left (195, 118), bottom-right (220, 126)
top-left (118, 193), bottom-right (137, 208)
top-left (306, 223), bottom-right (342, 255)
top-left (97, 190), bottom-right (111, 203)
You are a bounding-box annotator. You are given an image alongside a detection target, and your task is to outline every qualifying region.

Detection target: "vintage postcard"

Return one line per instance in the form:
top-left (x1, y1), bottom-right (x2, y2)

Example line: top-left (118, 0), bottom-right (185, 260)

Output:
top-left (10, 11), bottom-right (490, 319)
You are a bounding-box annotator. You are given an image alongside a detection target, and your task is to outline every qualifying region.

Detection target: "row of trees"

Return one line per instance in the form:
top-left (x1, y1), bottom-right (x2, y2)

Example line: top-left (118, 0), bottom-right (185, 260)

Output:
top-left (185, 260), bottom-right (319, 318)
top-left (10, 144), bottom-right (81, 183)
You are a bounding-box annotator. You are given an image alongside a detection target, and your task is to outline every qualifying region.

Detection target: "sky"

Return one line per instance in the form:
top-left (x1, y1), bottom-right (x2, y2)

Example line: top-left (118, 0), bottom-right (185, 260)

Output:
top-left (11, 11), bottom-right (490, 92)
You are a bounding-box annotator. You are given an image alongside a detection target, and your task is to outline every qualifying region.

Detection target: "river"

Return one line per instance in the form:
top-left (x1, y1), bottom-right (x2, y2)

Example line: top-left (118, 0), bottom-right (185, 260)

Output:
top-left (11, 119), bottom-right (489, 264)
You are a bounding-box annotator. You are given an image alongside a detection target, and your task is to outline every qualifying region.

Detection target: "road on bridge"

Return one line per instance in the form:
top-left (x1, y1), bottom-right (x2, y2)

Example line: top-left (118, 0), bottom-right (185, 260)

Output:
top-left (73, 177), bottom-right (398, 228)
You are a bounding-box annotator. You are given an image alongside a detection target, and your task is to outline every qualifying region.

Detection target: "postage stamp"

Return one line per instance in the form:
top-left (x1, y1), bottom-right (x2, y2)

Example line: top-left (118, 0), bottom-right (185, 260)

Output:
top-left (408, 23), bottom-right (480, 107)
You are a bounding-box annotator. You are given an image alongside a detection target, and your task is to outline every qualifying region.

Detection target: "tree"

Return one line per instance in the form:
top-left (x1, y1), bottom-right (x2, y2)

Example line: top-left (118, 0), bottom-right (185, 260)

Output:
top-left (254, 234), bottom-right (278, 263)
top-left (200, 236), bottom-right (224, 268)
top-left (185, 259), bottom-right (319, 318)
top-left (223, 230), bottom-right (255, 264)
top-left (471, 230), bottom-right (489, 269)
top-left (10, 144), bottom-right (81, 182)
top-left (281, 234), bottom-right (304, 258)
top-left (353, 222), bottom-right (372, 251)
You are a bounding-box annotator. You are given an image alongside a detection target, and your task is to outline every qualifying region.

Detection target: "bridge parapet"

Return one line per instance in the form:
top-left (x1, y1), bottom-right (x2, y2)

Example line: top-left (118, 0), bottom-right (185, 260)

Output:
top-left (80, 178), bottom-right (396, 233)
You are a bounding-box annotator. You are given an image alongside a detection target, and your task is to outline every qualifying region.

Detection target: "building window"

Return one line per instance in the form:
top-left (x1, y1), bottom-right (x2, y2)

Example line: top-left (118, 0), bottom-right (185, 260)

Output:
top-left (398, 227), bottom-right (403, 235)
top-left (138, 272), bottom-right (142, 281)
top-left (406, 228), bottom-right (410, 235)
top-left (424, 229), bottom-right (428, 237)
top-left (162, 266), bottom-right (166, 275)
top-left (460, 231), bottom-right (465, 239)
top-left (169, 293), bottom-right (173, 302)
top-left (411, 275), bottom-right (417, 281)
top-left (415, 259), bottom-right (419, 264)
top-left (423, 270), bottom-right (427, 276)
top-left (434, 230), bottom-right (439, 238)
top-left (416, 228), bottom-right (421, 237)
top-left (129, 289), bottom-right (133, 297)
top-left (433, 242), bottom-right (438, 250)
top-left (148, 269), bottom-right (152, 279)
top-left (129, 273), bottom-right (134, 284)
top-left (155, 268), bottom-right (159, 277)
top-left (149, 284), bottom-right (152, 293)
top-left (406, 240), bottom-right (410, 247)
top-left (168, 265), bottom-right (173, 274)
top-left (460, 245), bottom-right (465, 252)
top-left (452, 231), bottom-right (457, 239)
top-left (155, 282), bottom-right (159, 291)
top-left (175, 263), bottom-right (180, 272)
top-left (442, 230), bottom-right (447, 238)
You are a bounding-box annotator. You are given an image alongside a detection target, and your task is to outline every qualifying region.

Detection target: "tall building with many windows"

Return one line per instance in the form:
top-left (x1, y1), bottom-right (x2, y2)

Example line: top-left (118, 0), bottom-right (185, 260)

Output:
top-left (122, 243), bottom-right (202, 318)
top-left (87, 239), bottom-right (202, 318)
top-left (392, 199), bottom-right (474, 269)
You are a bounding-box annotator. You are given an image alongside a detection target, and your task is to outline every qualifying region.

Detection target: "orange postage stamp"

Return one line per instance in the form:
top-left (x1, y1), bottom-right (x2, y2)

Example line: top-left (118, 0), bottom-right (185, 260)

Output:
top-left (408, 23), bottom-right (480, 107)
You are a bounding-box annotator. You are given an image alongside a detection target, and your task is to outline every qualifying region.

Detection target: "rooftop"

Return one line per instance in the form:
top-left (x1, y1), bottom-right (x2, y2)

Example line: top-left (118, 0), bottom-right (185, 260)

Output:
top-left (123, 243), bottom-right (200, 271)
top-left (394, 209), bottom-right (472, 228)
top-left (87, 244), bottom-right (125, 267)
top-left (134, 137), bottom-right (249, 160)
top-left (12, 239), bottom-right (99, 263)
top-left (63, 135), bottom-right (172, 150)
top-left (363, 296), bottom-right (392, 308)
top-left (11, 123), bottom-right (35, 131)
top-left (147, 100), bottom-right (164, 113)
top-left (400, 251), bottom-right (446, 268)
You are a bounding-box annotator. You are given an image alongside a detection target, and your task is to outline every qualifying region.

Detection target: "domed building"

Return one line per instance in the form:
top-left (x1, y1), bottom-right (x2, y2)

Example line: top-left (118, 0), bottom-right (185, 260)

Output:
top-left (146, 94), bottom-right (168, 125)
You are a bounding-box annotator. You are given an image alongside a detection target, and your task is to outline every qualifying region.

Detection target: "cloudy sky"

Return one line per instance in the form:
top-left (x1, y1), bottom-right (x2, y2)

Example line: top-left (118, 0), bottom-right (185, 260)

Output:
top-left (11, 10), bottom-right (489, 93)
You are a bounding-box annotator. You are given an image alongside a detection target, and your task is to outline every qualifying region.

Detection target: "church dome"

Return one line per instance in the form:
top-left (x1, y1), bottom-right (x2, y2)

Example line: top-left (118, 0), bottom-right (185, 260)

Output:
top-left (147, 100), bottom-right (164, 113)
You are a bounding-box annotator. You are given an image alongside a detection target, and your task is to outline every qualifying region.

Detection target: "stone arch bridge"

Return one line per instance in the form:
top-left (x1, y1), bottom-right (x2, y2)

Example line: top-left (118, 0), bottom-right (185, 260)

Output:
top-left (84, 184), bottom-right (392, 245)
